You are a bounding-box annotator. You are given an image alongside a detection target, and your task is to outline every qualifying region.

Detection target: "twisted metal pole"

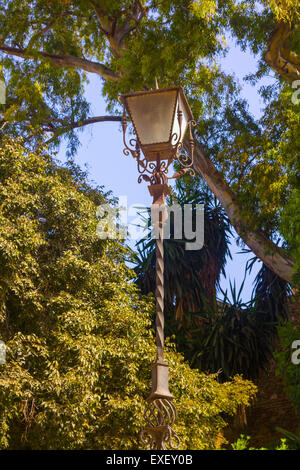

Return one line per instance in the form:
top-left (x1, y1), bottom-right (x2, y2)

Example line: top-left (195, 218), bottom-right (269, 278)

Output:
top-left (154, 190), bottom-right (166, 362)
top-left (139, 183), bottom-right (180, 450)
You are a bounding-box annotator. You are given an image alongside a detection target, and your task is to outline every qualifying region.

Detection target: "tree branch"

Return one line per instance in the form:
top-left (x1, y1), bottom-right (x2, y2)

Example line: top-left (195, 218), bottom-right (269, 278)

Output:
top-left (185, 137), bottom-right (295, 283)
top-left (89, 1), bottom-right (114, 35)
top-left (113, 1), bottom-right (147, 53)
top-left (89, 0), bottom-right (147, 58)
top-left (0, 44), bottom-right (120, 82)
top-left (44, 115), bottom-right (122, 143)
top-left (265, 21), bottom-right (300, 82)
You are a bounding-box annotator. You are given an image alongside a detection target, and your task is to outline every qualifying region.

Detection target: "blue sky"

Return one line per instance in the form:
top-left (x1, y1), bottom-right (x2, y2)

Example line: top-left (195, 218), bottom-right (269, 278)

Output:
top-left (58, 36), bottom-right (273, 303)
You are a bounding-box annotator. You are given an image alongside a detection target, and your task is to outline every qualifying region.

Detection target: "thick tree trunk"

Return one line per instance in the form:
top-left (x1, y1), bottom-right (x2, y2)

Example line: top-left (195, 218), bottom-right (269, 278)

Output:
top-left (186, 138), bottom-right (295, 283)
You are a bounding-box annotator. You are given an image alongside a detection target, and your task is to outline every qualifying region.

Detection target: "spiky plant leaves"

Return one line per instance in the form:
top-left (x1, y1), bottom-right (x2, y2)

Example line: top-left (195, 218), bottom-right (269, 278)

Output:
top-left (133, 181), bottom-right (231, 318)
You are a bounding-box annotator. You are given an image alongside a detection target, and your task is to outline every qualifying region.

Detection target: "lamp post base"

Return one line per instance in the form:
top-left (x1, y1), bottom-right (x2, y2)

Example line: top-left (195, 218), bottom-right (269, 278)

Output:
top-left (139, 397), bottom-right (180, 450)
top-left (139, 361), bottom-right (180, 450)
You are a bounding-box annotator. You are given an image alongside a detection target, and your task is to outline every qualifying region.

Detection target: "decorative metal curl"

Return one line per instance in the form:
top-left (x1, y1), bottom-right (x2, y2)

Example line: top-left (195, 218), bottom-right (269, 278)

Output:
top-left (122, 111), bottom-right (139, 159)
top-left (176, 150), bottom-right (196, 178)
top-left (122, 110), bottom-right (173, 185)
top-left (122, 106), bottom-right (197, 185)
top-left (170, 131), bottom-right (179, 146)
top-left (172, 118), bottom-right (196, 177)
top-left (139, 398), bottom-right (180, 450)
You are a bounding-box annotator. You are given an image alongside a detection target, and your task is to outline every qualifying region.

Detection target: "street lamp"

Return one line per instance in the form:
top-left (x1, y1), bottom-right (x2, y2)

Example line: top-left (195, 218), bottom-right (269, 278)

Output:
top-left (120, 84), bottom-right (195, 450)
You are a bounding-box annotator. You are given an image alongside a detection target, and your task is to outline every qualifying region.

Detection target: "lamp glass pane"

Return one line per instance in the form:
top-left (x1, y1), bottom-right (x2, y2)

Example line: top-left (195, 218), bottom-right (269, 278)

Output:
top-left (172, 94), bottom-right (189, 145)
top-left (126, 90), bottom-right (177, 145)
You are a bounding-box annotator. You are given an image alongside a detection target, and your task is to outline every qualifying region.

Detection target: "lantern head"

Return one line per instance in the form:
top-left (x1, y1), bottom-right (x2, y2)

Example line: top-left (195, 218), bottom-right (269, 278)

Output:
top-left (121, 86), bottom-right (193, 162)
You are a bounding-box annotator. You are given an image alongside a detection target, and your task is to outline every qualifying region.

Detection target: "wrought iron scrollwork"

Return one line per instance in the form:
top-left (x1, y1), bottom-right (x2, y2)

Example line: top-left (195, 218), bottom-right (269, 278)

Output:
top-left (139, 398), bottom-right (180, 450)
top-left (122, 111), bottom-right (172, 185)
top-left (122, 107), bottom-right (196, 184)
top-left (173, 118), bottom-right (196, 177)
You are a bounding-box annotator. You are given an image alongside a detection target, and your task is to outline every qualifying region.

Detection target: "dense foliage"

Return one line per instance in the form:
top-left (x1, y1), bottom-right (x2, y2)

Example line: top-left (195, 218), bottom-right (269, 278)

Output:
top-left (0, 1), bottom-right (298, 288)
top-left (230, 434), bottom-right (290, 450)
top-left (0, 137), bottom-right (256, 449)
top-left (0, 0), bottom-right (299, 449)
top-left (275, 320), bottom-right (300, 413)
top-left (134, 174), bottom-right (291, 380)
top-left (134, 181), bottom-right (231, 314)
top-left (146, 268), bottom-right (290, 381)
